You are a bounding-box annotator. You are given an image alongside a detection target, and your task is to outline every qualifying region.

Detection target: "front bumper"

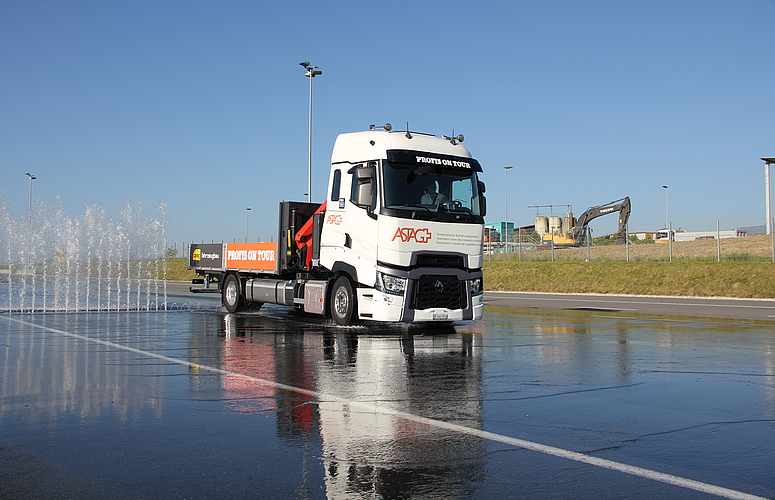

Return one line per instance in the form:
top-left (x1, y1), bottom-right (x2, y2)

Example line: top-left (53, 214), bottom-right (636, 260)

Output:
top-left (356, 270), bottom-right (483, 323)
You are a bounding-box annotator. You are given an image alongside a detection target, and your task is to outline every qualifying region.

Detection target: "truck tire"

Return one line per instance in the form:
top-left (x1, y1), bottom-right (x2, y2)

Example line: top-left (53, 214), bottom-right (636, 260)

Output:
top-left (330, 276), bottom-right (356, 326)
top-left (222, 274), bottom-right (243, 313)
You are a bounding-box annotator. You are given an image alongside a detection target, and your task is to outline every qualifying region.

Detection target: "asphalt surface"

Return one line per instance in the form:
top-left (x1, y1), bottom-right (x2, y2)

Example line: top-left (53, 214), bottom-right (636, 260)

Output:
top-left (1, 288), bottom-right (774, 499)
top-left (485, 291), bottom-right (775, 322)
top-left (171, 281), bottom-right (775, 323)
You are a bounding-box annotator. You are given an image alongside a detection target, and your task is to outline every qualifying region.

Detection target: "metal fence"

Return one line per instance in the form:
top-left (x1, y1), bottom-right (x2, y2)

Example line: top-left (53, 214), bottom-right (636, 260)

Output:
top-left (486, 220), bottom-right (775, 263)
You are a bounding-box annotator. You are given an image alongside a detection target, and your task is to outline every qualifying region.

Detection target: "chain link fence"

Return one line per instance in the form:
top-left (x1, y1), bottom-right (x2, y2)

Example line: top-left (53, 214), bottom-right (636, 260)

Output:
top-left (486, 220), bottom-right (775, 262)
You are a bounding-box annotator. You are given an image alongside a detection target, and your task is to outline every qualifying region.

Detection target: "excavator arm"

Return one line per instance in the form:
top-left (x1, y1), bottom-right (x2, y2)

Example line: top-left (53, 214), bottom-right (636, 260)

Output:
top-left (571, 197), bottom-right (631, 244)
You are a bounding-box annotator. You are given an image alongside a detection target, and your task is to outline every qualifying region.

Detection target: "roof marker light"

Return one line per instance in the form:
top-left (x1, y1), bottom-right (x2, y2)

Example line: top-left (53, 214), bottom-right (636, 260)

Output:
top-left (369, 123), bottom-right (392, 132)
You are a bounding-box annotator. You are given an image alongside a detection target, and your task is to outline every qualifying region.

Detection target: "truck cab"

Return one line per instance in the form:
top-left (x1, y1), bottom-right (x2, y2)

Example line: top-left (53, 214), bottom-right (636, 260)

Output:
top-left (320, 126), bottom-right (486, 324)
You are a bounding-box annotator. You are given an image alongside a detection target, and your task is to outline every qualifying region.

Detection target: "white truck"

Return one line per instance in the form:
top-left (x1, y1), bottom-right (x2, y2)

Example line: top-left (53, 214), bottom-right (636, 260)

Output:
top-left (188, 124), bottom-right (487, 325)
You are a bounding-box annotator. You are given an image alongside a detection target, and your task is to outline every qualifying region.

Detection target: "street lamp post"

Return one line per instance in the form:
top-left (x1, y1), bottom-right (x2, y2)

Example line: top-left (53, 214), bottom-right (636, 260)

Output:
top-left (245, 208), bottom-right (251, 243)
top-left (662, 185), bottom-right (672, 262)
top-left (760, 158), bottom-right (775, 261)
top-left (504, 166), bottom-right (512, 252)
top-left (760, 158), bottom-right (775, 235)
top-left (300, 61), bottom-right (322, 203)
top-left (25, 172), bottom-right (36, 225)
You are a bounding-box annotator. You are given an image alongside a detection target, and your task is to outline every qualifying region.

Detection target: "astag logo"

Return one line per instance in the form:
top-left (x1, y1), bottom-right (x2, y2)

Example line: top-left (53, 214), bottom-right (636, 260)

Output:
top-left (326, 214), bottom-right (343, 225)
top-left (392, 227), bottom-right (433, 243)
top-left (192, 248), bottom-right (201, 261)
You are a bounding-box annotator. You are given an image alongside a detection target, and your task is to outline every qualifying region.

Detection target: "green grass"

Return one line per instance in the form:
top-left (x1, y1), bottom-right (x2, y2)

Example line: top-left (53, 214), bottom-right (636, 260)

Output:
top-left (483, 261), bottom-right (775, 298)
top-left (165, 258), bottom-right (198, 281)
top-left (5, 258), bottom-right (198, 282)
top-left (13, 257), bottom-right (774, 298)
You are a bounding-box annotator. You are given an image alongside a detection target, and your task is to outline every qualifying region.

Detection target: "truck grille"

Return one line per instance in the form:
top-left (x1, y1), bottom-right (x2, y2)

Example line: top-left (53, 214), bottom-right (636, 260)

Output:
top-left (413, 275), bottom-right (464, 310)
top-left (415, 254), bottom-right (464, 269)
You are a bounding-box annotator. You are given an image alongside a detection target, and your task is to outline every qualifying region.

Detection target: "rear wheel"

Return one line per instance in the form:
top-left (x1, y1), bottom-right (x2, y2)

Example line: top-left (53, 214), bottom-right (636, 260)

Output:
top-left (330, 276), bottom-right (357, 326)
top-left (222, 274), bottom-right (243, 313)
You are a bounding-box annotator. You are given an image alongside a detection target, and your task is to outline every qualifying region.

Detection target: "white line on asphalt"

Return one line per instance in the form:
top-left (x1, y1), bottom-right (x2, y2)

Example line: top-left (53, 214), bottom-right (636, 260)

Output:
top-left (487, 292), bottom-right (775, 310)
top-left (575, 307), bottom-right (638, 311)
top-left (8, 317), bottom-right (769, 500)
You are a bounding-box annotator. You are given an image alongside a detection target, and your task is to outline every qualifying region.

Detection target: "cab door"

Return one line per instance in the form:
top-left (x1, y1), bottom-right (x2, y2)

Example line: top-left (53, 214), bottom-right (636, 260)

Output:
top-left (319, 163), bottom-right (378, 286)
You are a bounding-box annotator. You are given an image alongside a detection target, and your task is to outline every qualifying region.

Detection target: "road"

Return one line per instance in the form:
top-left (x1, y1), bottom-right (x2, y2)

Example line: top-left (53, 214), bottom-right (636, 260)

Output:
top-left (485, 291), bottom-right (775, 322)
top-left (1, 286), bottom-right (773, 499)
top-left (166, 281), bottom-right (775, 323)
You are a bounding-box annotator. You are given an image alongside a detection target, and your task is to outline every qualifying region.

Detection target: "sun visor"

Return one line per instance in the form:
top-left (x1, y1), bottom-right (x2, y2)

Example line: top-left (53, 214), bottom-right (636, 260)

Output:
top-left (386, 150), bottom-right (482, 172)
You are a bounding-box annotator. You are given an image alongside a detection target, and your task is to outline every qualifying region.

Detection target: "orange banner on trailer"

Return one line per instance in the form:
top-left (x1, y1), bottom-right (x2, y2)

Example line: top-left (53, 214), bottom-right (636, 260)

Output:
top-left (225, 242), bottom-right (278, 272)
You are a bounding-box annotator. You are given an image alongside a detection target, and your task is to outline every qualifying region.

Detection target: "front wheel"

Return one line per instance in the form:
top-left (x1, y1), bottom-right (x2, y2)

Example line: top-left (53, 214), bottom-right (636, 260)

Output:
top-left (330, 276), bottom-right (357, 326)
top-left (222, 274), bottom-right (243, 313)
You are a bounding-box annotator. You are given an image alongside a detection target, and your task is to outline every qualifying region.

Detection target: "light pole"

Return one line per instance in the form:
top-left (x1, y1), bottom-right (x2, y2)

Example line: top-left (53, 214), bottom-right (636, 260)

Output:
top-left (760, 158), bottom-right (775, 261)
top-left (760, 158), bottom-right (775, 235)
top-left (662, 185), bottom-right (673, 262)
top-left (25, 172), bottom-right (36, 225)
top-left (245, 208), bottom-right (251, 243)
top-left (504, 166), bottom-right (513, 252)
top-left (300, 61), bottom-right (322, 203)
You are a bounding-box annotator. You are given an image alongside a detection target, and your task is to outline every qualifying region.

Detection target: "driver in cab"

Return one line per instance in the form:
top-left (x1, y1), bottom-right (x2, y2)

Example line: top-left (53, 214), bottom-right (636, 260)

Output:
top-left (421, 181), bottom-right (448, 206)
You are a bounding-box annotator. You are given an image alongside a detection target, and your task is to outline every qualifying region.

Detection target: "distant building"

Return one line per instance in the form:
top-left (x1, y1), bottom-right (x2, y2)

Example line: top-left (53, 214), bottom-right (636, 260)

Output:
top-left (655, 229), bottom-right (747, 242)
top-left (485, 222), bottom-right (513, 242)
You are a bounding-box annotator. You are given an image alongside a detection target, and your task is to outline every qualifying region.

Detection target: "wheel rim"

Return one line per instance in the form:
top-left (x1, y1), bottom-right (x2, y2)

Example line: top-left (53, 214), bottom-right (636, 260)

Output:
top-left (334, 286), bottom-right (349, 318)
top-left (226, 281), bottom-right (237, 306)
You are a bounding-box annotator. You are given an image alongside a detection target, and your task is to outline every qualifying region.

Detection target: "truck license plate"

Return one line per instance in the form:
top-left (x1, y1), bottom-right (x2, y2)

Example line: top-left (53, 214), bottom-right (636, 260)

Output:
top-left (432, 312), bottom-right (449, 321)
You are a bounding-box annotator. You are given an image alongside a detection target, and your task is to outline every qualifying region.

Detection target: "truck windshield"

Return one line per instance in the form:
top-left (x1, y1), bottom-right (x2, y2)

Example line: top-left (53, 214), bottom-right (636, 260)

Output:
top-left (381, 160), bottom-right (484, 219)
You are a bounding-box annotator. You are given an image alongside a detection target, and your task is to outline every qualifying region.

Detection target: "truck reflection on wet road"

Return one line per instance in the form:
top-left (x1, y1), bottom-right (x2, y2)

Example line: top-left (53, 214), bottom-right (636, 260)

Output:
top-left (1, 306), bottom-right (773, 499)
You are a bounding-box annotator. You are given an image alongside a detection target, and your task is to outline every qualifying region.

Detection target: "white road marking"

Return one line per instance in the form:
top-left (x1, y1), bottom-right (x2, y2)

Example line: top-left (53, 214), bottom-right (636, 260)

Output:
top-left (575, 307), bottom-right (638, 311)
top-left (487, 292), bottom-right (775, 310)
top-left (8, 317), bottom-right (769, 500)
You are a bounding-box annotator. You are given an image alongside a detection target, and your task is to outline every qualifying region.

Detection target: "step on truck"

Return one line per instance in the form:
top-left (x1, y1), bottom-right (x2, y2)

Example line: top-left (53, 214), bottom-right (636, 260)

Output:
top-left (188, 124), bottom-right (487, 326)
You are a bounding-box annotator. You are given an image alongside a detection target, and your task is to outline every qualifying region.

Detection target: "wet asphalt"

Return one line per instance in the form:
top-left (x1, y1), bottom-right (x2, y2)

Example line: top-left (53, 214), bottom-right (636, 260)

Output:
top-left (1, 292), bottom-right (774, 499)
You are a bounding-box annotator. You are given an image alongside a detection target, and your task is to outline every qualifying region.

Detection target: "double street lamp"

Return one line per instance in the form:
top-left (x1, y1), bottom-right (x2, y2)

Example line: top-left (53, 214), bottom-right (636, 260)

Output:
top-left (300, 61), bottom-right (322, 203)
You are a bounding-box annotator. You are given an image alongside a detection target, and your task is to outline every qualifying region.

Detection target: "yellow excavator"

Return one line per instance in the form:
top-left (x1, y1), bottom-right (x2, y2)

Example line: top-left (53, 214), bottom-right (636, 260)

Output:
top-left (542, 197), bottom-right (631, 247)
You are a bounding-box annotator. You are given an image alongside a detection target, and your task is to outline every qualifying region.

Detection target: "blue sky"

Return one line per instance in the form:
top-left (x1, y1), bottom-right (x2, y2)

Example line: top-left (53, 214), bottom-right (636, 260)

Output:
top-left (2, 0), bottom-right (773, 247)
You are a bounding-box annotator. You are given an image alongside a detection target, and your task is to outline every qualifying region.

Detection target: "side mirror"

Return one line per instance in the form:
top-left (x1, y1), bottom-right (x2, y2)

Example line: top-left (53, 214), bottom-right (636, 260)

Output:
top-left (350, 165), bottom-right (374, 208)
top-left (477, 180), bottom-right (487, 216)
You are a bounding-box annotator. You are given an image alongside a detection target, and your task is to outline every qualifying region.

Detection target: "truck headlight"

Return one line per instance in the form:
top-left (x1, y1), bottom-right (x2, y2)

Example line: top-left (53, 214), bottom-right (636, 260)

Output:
top-left (376, 272), bottom-right (407, 296)
top-left (469, 277), bottom-right (483, 296)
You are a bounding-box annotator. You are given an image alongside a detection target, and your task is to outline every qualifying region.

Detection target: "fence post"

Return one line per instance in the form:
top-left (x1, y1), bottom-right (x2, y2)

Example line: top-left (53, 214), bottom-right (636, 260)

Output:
top-left (518, 228), bottom-right (522, 262)
top-left (625, 223), bottom-right (630, 262)
top-left (551, 234), bottom-right (555, 263)
top-left (586, 229), bottom-right (591, 262)
top-left (717, 220), bottom-right (721, 262)
top-left (669, 222), bottom-right (673, 262)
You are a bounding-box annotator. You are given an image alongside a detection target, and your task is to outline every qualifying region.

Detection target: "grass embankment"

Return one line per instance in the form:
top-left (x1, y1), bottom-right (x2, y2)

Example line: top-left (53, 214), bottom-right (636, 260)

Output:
top-left (496, 233), bottom-right (775, 262)
top-left (166, 258), bottom-right (198, 281)
top-left (483, 261), bottom-right (775, 299)
top-left (167, 253), bottom-right (775, 299)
